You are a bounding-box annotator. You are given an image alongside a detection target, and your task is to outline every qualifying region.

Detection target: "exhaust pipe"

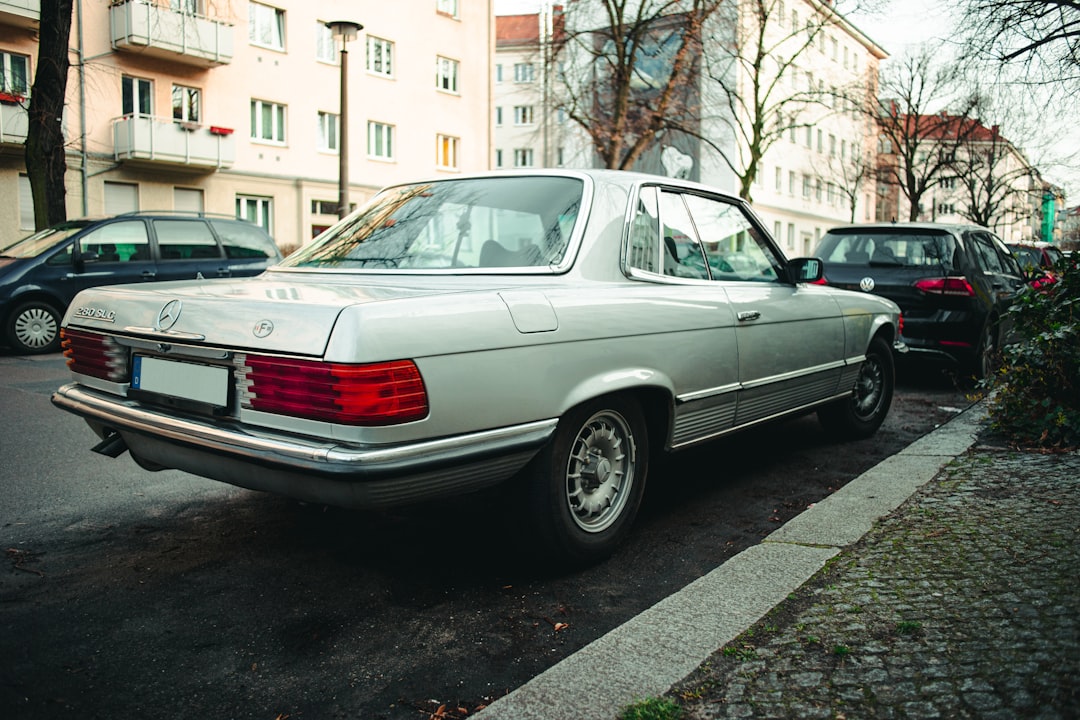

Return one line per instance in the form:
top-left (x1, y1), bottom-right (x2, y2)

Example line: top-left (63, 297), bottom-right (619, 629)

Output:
top-left (91, 431), bottom-right (128, 458)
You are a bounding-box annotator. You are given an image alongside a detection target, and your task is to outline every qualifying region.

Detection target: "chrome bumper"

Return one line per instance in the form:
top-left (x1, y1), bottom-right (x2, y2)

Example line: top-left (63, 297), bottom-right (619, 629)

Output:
top-left (52, 383), bottom-right (557, 508)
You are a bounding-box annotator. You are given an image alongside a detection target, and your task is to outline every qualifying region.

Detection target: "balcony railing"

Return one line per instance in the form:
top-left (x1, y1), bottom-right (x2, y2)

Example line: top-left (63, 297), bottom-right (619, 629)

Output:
top-left (0, 95), bottom-right (28, 145)
top-left (109, 0), bottom-right (233, 67)
top-left (0, 0), bottom-right (39, 28)
top-left (113, 114), bottom-right (235, 169)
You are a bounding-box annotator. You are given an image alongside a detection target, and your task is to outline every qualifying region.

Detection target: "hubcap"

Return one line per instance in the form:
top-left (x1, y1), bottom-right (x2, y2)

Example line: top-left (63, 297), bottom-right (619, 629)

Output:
top-left (853, 356), bottom-right (884, 419)
top-left (564, 410), bottom-right (636, 533)
top-left (14, 307), bottom-right (58, 350)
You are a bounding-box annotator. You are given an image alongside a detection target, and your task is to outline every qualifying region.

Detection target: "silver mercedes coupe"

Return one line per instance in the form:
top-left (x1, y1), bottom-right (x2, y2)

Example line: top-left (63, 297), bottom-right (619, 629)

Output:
top-left (53, 170), bottom-right (901, 564)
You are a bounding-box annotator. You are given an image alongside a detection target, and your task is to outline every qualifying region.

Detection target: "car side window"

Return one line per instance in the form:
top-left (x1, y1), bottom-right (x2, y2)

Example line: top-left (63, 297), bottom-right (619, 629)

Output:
top-left (211, 220), bottom-right (278, 260)
top-left (77, 221), bottom-right (151, 263)
top-left (682, 193), bottom-right (780, 282)
top-left (154, 220), bottom-right (222, 261)
top-left (658, 190), bottom-right (709, 280)
top-left (627, 187), bottom-right (661, 274)
top-left (988, 234), bottom-right (1023, 277)
top-left (968, 232), bottom-right (1006, 274)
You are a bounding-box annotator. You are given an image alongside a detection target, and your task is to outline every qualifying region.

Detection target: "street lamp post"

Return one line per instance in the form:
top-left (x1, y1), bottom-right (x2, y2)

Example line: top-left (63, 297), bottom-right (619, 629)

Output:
top-left (327, 20), bottom-right (362, 219)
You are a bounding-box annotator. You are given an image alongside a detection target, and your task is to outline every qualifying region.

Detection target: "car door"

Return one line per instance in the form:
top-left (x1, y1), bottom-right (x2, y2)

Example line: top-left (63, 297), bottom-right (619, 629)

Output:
top-left (53, 219), bottom-right (157, 305)
top-left (151, 219), bottom-right (231, 281)
top-left (675, 191), bottom-right (847, 427)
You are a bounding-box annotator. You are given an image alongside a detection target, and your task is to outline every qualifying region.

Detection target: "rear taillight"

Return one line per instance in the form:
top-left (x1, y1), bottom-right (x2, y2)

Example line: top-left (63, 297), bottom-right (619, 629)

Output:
top-left (61, 328), bottom-right (128, 382)
top-left (913, 277), bottom-right (975, 297)
top-left (234, 354), bottom-right (428, 425)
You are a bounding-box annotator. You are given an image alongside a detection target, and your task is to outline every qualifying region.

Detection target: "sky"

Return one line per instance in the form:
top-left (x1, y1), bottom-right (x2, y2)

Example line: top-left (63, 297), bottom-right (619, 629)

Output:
top-left (492, 0), bottom-right (1079, 196)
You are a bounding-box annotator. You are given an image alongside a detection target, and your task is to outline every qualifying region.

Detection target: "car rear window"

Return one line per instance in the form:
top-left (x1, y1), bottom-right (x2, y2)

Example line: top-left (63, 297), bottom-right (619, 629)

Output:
top-left (279, 176), bottom-right (583, 271)
top-left (211, 220), bottom-right (280, 260)
top-left (817, 230), bottom-right (958, 272)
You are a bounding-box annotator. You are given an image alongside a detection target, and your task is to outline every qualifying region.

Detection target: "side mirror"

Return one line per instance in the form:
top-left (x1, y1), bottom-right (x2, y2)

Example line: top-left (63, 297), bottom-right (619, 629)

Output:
top-left (788, 257), bottom-right (824, 284)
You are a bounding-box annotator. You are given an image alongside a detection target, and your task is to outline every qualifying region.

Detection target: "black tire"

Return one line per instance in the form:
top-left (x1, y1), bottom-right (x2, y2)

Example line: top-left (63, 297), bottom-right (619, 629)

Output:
top-left (6, 301), bottom-right (62, 354)
top-left (970, 318), bottom-right (998, 380)
top-left (818, 336), bottom-right (894, 440)
top-left (520, 395), bottom-right (649, 566)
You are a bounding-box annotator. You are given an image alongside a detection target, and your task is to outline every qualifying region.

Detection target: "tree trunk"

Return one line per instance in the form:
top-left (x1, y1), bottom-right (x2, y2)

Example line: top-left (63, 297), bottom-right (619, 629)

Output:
top-left (26, 0), bottom-right (75, 231)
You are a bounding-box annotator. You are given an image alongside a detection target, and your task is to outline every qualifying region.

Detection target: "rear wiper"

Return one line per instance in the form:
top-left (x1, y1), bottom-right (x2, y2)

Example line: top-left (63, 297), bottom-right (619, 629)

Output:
top-left (869, 259), bottom-right (903, 267)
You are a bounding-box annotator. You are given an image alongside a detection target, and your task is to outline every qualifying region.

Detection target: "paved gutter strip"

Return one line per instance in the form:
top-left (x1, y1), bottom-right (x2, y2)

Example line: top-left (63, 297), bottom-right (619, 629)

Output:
top-left (474, 406), bottom-right (987, 720)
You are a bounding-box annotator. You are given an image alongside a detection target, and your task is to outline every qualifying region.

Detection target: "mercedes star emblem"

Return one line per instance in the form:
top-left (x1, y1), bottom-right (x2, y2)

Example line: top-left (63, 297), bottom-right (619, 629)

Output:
top-left (155, 299), bottom-right (183, 331)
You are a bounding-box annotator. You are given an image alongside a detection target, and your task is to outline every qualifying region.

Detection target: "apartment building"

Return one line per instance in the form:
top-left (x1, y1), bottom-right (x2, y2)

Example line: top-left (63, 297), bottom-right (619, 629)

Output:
top-left (0, 0), bottom-right (493, 249)
top-left (493, 0), bottom-right (886, 258)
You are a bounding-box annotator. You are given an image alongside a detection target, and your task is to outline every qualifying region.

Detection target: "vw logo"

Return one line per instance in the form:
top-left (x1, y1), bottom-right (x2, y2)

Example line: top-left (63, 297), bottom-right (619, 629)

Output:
top-left (155, 299), bottom-right (183, 331)
top-left (252, 320), bottom-right (275, 338)
top-left (859, 277), bottom-right (876, 292)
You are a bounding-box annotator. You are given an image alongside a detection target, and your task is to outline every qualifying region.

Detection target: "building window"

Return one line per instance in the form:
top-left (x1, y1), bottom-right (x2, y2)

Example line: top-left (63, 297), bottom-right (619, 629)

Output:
top-left (787, 223), bottom-right (795, 250)
top-left (104, 181), bottom-right (139, 215)
top-left (495, 106), bottom-right (503, 125)
top-left (942, 176), bottom-right (957, 189)
top-left (367, 36), bottom-right (393, 76)
top-left (805, 126), bottom-right (812, 148)
top-left (436, 134), bottom-right (459, 169)
top-left (774, 221), bottom-right (782, 240)
top-left (237, 195), bottom-right (273, 234)
top-left (495, 149), bottom-right (503, 168)
top-left (802, 175), bottom-right (811, 199)
top-left (171, 85), bottom-right (200, 123)
top-left (122, 76), bottom-right (152, 116)
top-left (368, 121), bottom-right (394, 159)
top-left (495, 64), bottom-right (503, 83)
top-left (249, 2), bottom-right (285, 51)
top-left (514, 148), bottom-right (534, 167)
top-left (250, 99), bottom-right (286, 144)
top-left (557, 147), bottom-right (564, 167)
top-left (815, 178), bottom-right (823, 202)
top-left (312, 199), bottom-right (338, 215)
top-left (436, 0), bottom-right (458, 18)
top-left (0, 51), bottom-right (30, 96)
top-left (436, 56), bottom-right (459, 93)
top-left (828, 133), bottom-right (836, 157)
top-left (513, 105), bottom-right (534, 125)
top-left (315, 22), bottom-right (336, 63)
top-left (317, 111), bottom-right (338, 152)
top-left (774, 166), bottom-right (782, 192)
top-left (788, 171), bottom-right (796, 195)
top-left (18, 174), bottom-right (33, 230)
top-left (817, 129), bottom-right (823, 153)
top-left (513, 62), bottom-right (535, 83)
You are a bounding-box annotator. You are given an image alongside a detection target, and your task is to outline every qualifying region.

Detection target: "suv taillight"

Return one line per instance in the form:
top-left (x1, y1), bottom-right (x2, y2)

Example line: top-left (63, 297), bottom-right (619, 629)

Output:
top-left (61, 328), bottom-right (128, 382)
top-left (913, 277), bottom-right (975, 297)
top-left (234, 354), bottom-right (428, 425)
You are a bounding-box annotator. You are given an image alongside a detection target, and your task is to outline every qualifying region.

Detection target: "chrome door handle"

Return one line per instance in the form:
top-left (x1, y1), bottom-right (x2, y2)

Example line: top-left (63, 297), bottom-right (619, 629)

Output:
top-left (737, 311), bottom-right (761, 322)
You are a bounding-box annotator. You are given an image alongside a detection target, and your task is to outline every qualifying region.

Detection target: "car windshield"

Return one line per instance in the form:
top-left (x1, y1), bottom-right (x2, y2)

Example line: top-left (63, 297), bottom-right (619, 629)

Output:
top-left (280, 176), bottom-right (584, 271)
top-left (1008, 245), bottom-right (1043, 269)
top-left (0, 223), bottom-right (87, 258)
top-left (817, 230), bottom-right (957, 272)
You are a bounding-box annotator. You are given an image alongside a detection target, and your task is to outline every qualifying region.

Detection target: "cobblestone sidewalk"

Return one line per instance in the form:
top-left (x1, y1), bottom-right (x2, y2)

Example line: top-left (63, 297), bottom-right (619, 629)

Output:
top-left (674, 445), bottom-right (1080, 719)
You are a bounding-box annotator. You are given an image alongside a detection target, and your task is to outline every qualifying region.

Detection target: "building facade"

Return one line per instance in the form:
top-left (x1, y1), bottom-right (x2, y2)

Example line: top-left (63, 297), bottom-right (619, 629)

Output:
top-left (1, 0), bottom-right (493, 249)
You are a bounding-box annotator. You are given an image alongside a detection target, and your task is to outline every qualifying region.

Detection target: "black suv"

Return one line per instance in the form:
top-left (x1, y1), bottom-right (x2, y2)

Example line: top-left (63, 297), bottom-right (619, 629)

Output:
top-left (814, 223), bottom-right (1027, 379)
top-left (1, 213), bottom-right (281, 354)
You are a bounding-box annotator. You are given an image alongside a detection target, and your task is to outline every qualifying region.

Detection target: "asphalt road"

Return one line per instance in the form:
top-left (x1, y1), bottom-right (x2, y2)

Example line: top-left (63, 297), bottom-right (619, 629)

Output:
top-left (0, 350), bottom-right (972, 719)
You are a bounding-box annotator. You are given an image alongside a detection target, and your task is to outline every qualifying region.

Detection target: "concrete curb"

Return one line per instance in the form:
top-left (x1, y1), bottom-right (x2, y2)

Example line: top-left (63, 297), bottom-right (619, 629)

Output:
top-left (473, 404), bottom-right (988, 720)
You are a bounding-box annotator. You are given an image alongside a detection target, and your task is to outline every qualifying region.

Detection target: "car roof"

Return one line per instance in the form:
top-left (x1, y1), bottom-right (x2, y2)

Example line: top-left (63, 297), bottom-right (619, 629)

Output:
top-left (378, 168), bottom-right (747, 204)
top-left (825, 222), bottom-right (990, 234)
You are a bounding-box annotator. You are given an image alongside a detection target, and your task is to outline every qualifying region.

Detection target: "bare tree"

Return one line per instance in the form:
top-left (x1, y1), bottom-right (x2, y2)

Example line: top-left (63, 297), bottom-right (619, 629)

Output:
top-left (817, 139), bottom-right (874, 222)
top-left (552, 0), bottom-right (726, 171)
top-left (956, 0), bottom-right (1080, 93)
top-left (694, 0), bottom-right (882, 201)
top-left (25, 0), bottom-right (74, 231)
top-left (875, 47), bottom-right (982, 222)
top-left (948, 117), bottom-right (1036, 230)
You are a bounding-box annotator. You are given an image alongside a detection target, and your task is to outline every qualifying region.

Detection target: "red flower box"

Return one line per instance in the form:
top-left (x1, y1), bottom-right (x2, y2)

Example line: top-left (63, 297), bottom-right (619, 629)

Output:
top-left (209, 125), bottom-right (234, 135)
top-left (0, 91), bottom-right (26, 105)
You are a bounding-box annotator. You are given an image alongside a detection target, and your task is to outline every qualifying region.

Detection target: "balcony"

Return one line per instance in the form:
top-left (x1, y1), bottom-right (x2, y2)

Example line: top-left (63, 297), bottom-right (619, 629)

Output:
top-left (109, 0), bottom-right (233, 67)
top-left (0, 94), bottom-right (28, 146)
top-left (113, 115), bottom-right (235, 170)
top-left (0, 0), bottom-right (39, 28)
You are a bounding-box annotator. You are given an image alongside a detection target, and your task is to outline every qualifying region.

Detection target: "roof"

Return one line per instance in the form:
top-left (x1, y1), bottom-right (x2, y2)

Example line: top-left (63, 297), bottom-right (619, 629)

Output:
top-left (496, 14), bottom-right (539, 47)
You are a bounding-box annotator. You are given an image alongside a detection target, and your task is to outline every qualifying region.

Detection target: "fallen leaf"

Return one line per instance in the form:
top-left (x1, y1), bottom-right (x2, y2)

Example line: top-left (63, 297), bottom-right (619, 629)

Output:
top-left (553, 622), bottom-right (569, 632)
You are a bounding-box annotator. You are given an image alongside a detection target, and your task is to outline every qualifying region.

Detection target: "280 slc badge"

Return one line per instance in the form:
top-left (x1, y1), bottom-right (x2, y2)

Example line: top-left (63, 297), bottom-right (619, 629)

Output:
top-left (73, 306), bottom-right (116, 322)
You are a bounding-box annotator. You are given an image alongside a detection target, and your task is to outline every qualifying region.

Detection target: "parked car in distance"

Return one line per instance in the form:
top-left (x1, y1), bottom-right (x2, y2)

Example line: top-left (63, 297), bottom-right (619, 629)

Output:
top-left (1, 212), bottom-right (282, 354)
top-left (53, 170), bottom-right (901, 564)
top-left (814, 223), bottom-right (1028, 379)
top-left (1007, 241), bottom-right (1066, 287)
